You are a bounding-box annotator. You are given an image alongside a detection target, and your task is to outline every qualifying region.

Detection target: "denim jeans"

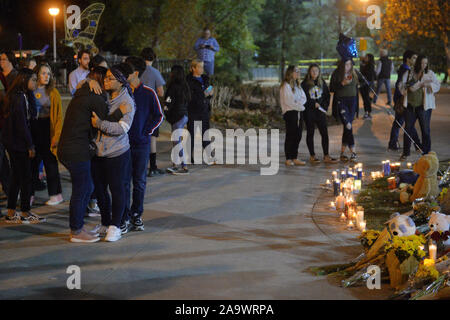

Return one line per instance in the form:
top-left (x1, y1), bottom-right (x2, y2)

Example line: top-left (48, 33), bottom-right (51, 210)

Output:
top-left (171, 115), bottom-right (188, 166)
top-left (374, 78), bottom-right (392, 105)
top-left (63, 160), bottom-right (94, 232)
top-left (403, 105), bottom-right (430, 156)
top-left (92, 150), bottom-right (131, 228)
top-left (203, 61), bottom-right (215, 76)
top-left (338, 96), bottom-right (357, 148)
top-left (388, 110), bottom-right (420, 150)
top-left (123, 143), bottom-right (150, 222)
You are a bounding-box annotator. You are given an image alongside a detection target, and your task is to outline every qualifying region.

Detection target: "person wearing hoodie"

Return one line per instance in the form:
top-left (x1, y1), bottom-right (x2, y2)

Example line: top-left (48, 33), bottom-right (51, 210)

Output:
top-left (388, 50), bottom-right (420, 151)
top-left (90, 63), bottom-right (135, 242)
top-left (280, 65), bottom-right (307, 166)
top-left (58, 66), bottom-right (124, 243)
top-left (301, 64), bottom-right (338, 164)
top-left (120, 56), bottom-right (164, 234)
top-left (399, 55), bottom-right (440, 161)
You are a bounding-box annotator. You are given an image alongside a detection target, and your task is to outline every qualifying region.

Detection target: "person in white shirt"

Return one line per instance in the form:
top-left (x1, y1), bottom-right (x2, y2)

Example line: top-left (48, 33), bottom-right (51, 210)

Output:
top-left (399, 55), bottom-right (440, 160)
top-left (280, 66), bottom-right (307, 166)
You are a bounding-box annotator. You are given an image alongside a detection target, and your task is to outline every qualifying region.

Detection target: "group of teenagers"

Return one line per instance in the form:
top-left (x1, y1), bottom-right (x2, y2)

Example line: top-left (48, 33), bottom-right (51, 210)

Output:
top-left (0, 47), bottom-right (215, 243)
top-left (279, 48), bottom-right (440, 167)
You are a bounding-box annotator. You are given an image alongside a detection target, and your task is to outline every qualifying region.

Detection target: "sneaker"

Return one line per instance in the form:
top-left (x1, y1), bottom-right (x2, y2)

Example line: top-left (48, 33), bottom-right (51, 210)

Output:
top-left (166, 166), bottom-right (177, 174)
top-left (309, 156), bottom-right (320, 165)
top-left (86, 201), bottom-right (101, 217)
top-left (285, 160), bottom-right (294, 166)
top-left (131, 216), bottom-right (145, 231)
top-left (350, 152), bottom-right (357, 161)
top-left (21, 212), bottom-right (46, 224)
top-left (46, 194), bottom-right (64, 206)
top-left (323, 155), bottom-right (338, 164)
top-left (70, 229), bottom-right (100, 243)
top-left (5, 212), bottom-right (23, 224)
top-left (173, 167), bottom-right (189, 175)
top-left (149, 168), bottom-right (165, 177)
top-left (205, 157), bottom-right (218, 166)
top-left (292, 159), bottom-right (306, 166)
top-left (91, 224), bottom-right (108, 237)
top-left (363, 112), bottom-right (369, 119)
top-left (120, 220), bottom-right (130, 235)
top-left (340, 154), bottom-right (349, 162)
top-left (105, 225), bottom-right (121, 242)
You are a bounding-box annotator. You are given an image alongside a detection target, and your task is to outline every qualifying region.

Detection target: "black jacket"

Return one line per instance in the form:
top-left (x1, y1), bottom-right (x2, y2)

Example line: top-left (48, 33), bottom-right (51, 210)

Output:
top-left (360, 62), bottom-right (376, 83)
top-left (186, 74), bottom-right (211, 116)
top-left (57, 83), bottom-right (122, 163)
top-left (2, 91), bottom-right (34, 153)
top-left (301, 78), bottom-right (330, 112)
top-left (165, 83), bottom-right (189, 124)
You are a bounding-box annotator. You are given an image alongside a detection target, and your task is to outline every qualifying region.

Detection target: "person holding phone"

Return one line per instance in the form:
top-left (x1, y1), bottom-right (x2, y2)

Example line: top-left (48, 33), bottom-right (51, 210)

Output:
top-left (194, 28), bottom-right (220, 76)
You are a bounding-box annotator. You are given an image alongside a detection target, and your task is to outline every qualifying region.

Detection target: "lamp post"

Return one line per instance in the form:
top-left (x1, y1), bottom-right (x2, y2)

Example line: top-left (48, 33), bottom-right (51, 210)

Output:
top-left (49, 8), bottom-right (60, 63)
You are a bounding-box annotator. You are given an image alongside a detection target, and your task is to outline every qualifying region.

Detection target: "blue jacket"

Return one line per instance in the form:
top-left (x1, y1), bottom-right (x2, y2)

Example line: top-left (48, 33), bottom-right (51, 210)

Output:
top-left (128, 83), bottom-right (164, 146)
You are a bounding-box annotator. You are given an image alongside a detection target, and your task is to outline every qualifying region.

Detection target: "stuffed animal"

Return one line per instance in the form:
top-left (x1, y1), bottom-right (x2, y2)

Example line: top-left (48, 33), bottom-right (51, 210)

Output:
top-left (428, 212), bottom-right (450, 247)
top-left (399, 184), bottom-right (414, 204)
top-left (410, 152), bottom-right (440, 202)
top-left (386, 212), bottom-right (416, 237)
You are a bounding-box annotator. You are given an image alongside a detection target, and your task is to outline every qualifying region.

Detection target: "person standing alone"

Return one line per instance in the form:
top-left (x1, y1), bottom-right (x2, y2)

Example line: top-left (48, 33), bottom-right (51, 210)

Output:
top-left (194, 28), bottom-right (220, 76)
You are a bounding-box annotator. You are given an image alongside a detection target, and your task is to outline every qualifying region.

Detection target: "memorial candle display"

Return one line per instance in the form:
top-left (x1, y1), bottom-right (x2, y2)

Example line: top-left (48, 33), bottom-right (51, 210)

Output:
top-left (429, 243), bottom-right (437, 261)
top-left (387, 177), bottom-right (397, 190)
top-left (383, 160), bottom-right (391, 176)
top-left (333, 179), bottom-right (341, 196)
top-left (336, 193), bottom-right (345, 211)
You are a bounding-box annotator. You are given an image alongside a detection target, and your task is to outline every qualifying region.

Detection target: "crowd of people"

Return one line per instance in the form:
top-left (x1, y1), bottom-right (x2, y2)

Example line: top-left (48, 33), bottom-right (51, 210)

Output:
top-left (0, 36), bottom-right (441, 243)
top-left (279, 48), bottom-right (441, 166)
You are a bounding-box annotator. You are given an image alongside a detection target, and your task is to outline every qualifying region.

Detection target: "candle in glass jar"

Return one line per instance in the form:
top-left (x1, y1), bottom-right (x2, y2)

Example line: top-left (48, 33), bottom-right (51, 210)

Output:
top-left (333, 179), bottom-right (341, 196)
top-left (429, 243), bottom-right (437, 261)
top-left (354, 179), bottom-right (361, 193)
top-left (356, 209), bottom-right (364, 225)
top-left (340, 212), bottom-right (346, 221)
top-left (330, 201), bottom-right (335, 209)
top-left (383, 160), bottom-right (391, 176)
top-left (336, 193), bottom-right (345, 210)
top-left (332, 171), bottom-right (338, 180)
top-left (359, 221), bottom-right (366, 232)
top-left (341, 170), bottom-right (346, 180)
top-left (407, 162), bottom-right (412, 169)
top-left (387, 177), bottom-right (397, 190)
top-left (357, 167), bottom-right (363, 180)
top-left (347, 220), bottom-right (354, 230)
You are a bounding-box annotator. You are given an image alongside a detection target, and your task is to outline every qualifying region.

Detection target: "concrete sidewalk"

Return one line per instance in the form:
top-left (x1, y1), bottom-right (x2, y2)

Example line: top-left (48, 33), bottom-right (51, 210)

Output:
top-left (0, 94), bottom-right (449, 300)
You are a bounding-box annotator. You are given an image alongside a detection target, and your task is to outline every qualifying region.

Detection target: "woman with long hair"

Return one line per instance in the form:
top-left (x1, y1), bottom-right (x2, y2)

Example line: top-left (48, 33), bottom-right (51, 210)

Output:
top-left (301, 64), bottom-right (337, 164)
top-left (280, 65), bottom-right (307, 166)
top-left (31, 63), bottom-right (63, 205)
top-left (359, 53), bottom-right (376, 119)
top-left (399, 55), bottom-right (440, 160)
top-left (330, 58), bottom-right (359, 162)
top-left (2, 69), bottom-right (45, 223)
top-left (165, 65), bottom-right (190, 175)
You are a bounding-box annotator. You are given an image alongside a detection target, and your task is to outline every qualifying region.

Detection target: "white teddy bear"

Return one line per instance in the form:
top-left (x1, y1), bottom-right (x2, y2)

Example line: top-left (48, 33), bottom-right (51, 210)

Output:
top-left (386, 212), bottom-right (416, 237)
top-left (428, 212), bottom-right (450, 247)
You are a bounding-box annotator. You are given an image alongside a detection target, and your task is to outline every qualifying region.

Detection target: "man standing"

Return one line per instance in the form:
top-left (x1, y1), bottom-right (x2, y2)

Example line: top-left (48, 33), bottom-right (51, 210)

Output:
top-left (373, 48), bottom-right (394, 106)
top-left (0, 51), bottom-right (18, 90)
top-left (120, 56), bottom-right (164, 233)
top-left (68, 49), bottom-right (90, 96)
top-left (388, 50), bottom-right (420, 151)
top-left (140, 47), bottom-right (166, 177)
top-left (194, 28), bottom-right (220, 76)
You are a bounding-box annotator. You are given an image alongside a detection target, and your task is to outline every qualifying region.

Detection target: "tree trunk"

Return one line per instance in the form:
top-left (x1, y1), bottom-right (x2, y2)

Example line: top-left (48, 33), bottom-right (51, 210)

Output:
top-left (443, 33), bottom-right (450, 80)
top-left (280, 1), bottom-right (287, 81)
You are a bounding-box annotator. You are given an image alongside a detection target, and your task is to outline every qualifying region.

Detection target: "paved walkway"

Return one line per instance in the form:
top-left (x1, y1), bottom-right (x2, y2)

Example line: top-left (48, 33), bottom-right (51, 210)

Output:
top-left (0, 93), bottom-right (449, 299)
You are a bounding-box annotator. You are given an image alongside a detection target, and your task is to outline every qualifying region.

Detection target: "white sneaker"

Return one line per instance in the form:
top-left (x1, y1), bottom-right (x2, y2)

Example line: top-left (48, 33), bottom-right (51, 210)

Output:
top-left (105, 225), bottom-right (121, 242)
top-left (46, 195), bottom-right (64, 206)
top-left (91, 224), bottom-right (108, 237)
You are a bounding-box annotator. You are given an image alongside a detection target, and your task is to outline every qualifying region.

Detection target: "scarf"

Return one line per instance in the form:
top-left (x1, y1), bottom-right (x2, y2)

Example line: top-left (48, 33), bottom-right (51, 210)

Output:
top-left (110, 66), bottom-right (133, 99)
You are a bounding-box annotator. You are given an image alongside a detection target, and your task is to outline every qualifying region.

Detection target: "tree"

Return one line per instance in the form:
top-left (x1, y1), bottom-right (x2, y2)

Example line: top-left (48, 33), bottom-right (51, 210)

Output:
top-left (381, 0), bottom-right (450, 77)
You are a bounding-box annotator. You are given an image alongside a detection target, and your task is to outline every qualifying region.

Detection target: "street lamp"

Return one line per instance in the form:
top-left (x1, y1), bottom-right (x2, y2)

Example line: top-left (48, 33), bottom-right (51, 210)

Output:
top-left (49, 7), bottom-right (60, 63)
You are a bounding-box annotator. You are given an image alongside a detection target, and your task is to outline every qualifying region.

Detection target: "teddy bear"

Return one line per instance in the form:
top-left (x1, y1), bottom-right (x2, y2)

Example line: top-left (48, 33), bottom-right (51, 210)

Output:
top-left (428, 212), bottom-right (450, 247)
top-left (410, 152), bottom-right (440, 202)
top-left (386, 212), bottom-right (416, 237)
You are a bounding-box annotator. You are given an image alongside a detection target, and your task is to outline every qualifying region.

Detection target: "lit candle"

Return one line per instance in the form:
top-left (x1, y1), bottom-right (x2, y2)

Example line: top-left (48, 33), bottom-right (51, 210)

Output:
top-left (330, 201), bottom-right (335, 209)
top-left (359, 221), bottom-right (366, 232)
top-left (423, 259), bottom-right (435, 267)
top-left (341, 170), bottom-right (346, 180)
top-left (340, 212), bottom-right (346, 221)
top-left (356, 209), bottom-right (364, 225)
top-left (332, 171), bottom-right (338, 180)
top-left (429, 243), bottom-right (437, 261)
top-left (387, 177), bottom-right (397, 190)
top-left (354, 180), bottom-right (362, 193)
top-left (336, 192), bottom-right (346, 211)
top-left (347, 220), bottom-right (354, 230)
top-left (333, 179), bottom-right (341, 196)
top-left (407, 162), bottom-right (412, 169)
top-left (383, 160), bottom-right (391, 176)
top-left (357, 167), bottom-right (363, 180)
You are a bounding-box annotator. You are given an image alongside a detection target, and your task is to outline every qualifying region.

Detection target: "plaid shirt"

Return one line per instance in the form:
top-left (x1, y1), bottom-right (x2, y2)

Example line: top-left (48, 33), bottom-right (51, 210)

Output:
top-left (194, 37), bottom-right (220, 62)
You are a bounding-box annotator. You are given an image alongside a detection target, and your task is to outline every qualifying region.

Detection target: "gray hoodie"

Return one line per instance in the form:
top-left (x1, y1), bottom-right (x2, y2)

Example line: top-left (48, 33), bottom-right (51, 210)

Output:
top-left (95, 87), bottom-right (136, 158)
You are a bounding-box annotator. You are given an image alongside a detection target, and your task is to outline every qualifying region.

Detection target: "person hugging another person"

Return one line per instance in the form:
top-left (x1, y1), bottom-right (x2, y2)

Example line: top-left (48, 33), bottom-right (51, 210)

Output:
top-left (330, 58), bottom-right (359, 162)
top-left (280, 65), bottom-right (307, 167)
top-left (301, 64), bottom-right (338, 165)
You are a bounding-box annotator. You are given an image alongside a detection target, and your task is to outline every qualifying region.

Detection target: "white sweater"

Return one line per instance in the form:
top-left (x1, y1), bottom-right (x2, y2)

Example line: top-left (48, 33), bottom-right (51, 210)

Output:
top-left (401, 69), bottom-right (440, 110)
top-left (280, 83), bottom-right (306, 114)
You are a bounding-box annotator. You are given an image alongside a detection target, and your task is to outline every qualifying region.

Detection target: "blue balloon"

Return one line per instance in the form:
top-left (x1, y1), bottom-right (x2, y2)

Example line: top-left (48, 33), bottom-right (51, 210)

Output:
top-left (336, 33), bottom-right (358, 60)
